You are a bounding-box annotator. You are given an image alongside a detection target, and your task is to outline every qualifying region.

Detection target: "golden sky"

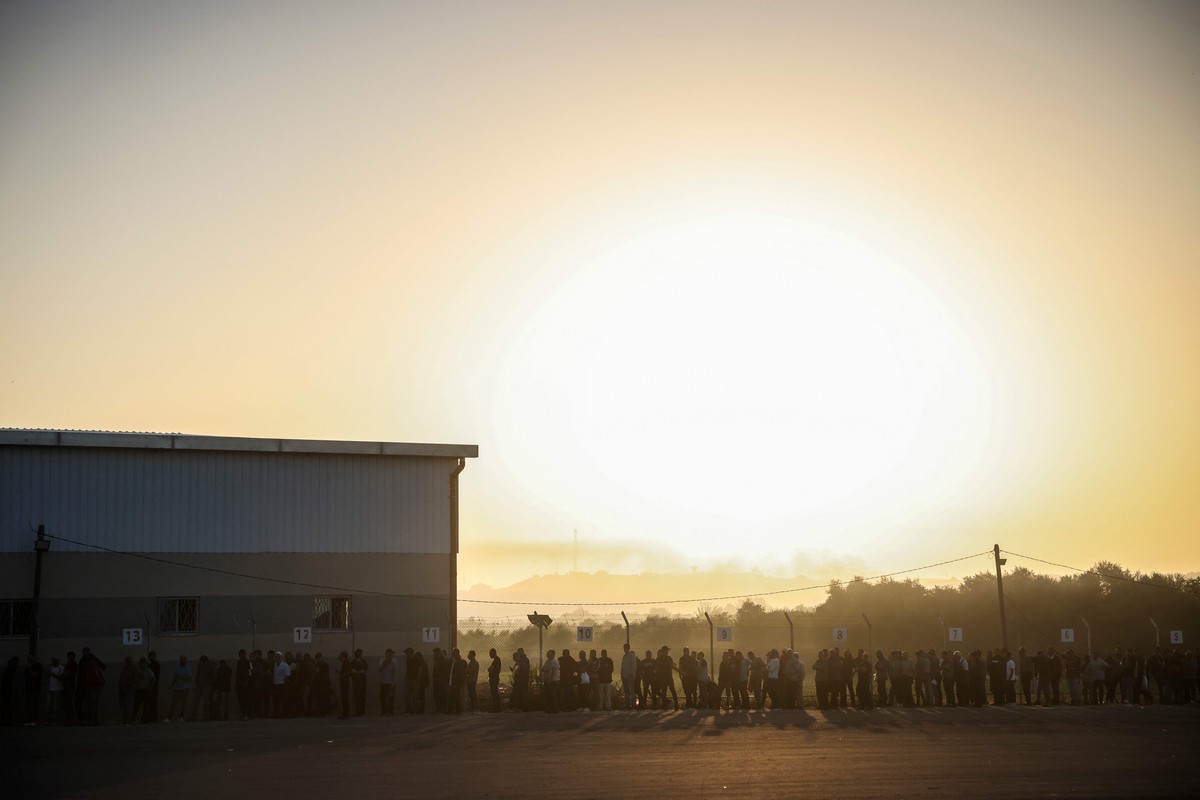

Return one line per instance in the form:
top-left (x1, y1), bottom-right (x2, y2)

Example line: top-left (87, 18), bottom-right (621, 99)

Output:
top-left (2, 1), bottom-right (1197, 589)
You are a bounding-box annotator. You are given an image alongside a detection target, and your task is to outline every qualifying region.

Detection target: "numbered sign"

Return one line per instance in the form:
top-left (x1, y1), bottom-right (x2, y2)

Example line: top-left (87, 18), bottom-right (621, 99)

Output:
top-left (833, 627), bottom-right (847, 642)
top-left (1060, 628), bottom-right (1075, 644)
top-left (422, 626), bottom-right (441, 644)
top-left (577, 626), bottom-right (594, 643)
top-left (122, 628), bottom-right (143, 646)
top-left (1170, 630), bottom-right (1184, 645)
top-left (717, 627), bottom-right (733, 642)
top-left (293, 626), bottom-right (312, 644)
top-left (947, 627), bottom-right (964, 642)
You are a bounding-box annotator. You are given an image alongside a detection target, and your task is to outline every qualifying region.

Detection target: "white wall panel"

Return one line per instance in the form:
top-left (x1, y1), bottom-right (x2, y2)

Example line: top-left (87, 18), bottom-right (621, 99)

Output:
top-left (1, 446), bottom-right (459, 554)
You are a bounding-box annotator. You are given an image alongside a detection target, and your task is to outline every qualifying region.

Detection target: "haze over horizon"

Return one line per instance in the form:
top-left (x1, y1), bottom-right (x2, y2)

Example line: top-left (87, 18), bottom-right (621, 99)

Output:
top-left (3, 2), bottom-right (1198, 594)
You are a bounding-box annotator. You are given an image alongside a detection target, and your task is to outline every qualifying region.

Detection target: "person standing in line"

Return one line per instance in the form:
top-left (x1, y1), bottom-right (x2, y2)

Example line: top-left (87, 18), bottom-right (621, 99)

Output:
top-left (790, 650), bottom-right (807, 710)
top-left (874, 650), bottom-right (890, 707)
top-left (748, 651), bottom-right (765, 710)
top-left (1017, 647), bottom-right (1034, 705)
top-left (678, 647), bottom-right (697, 708)
top-left (118, 656), bottom-right (137, 724)
top-left (446, 648), bottom-right (466, 714)
top-left (431, 649), bottom-right (449, 713)
top-left (46, 657), bottom-right (65, 725)
top-left (737, 651), bottom-right (751, 710)
top-left (235, 650), bottom-right (252, 720)
top-left (576, 650), bottom-right (591, 711)
top-left (143, 652), bottom-right (161, 723)
top-left (131, 657), bottom-right (152, 724)
top-left (378, 648), bottom-right (398, 716)
top-left (252, 651), bottom-right (271, 719)
top-left (856, 652), bottom-right (873, 709)
top-left (1005, 651), bottom-right (1018, 705)
top-left (619, 644), bottom-right (637, 710)
top-left (24, 656), bottom-right (44, 725)
top-left (813, 650), bottom-right (829, 709)
top-left (487, 648), bottom-right (503, 712)
top-left (190, 655), bottom-right (213, 721)
top-left (542, 649), bottom-right (560, 713)
top-left (597, 649), bottom-right (614, 711)
top-left (167, 655), bottom-right (192, 722)
top-left (403, 648), bottom-right (421, 713)
top-left (272, 651), bottom-right (290, 718)
top-left (655, 646), bottom-right (678, 711)
top-left (350, 649), bottom-right (368, 716)
top-left (511, 650), bottom-right (528, 711)
top-left (466, 650), bottom-right (480, 712)
top-left (60, 652), bottom-right (78, 726)
top-left (337, 651), bottom-right (352, 719)
top-left (1, 656), bottom-right (18, 727)
top-left (638, 650), bottom-right (655, 709)
top-left (213, 658), bottom-right (232, 720)
top-left (762, 650), bottom-right (781, 709)
top-left (694, 651), bottom-right (710, 709)
top-left (940, 650), bottom-right (956, 707)
top-left (78, 648), bottom-right (105, 726)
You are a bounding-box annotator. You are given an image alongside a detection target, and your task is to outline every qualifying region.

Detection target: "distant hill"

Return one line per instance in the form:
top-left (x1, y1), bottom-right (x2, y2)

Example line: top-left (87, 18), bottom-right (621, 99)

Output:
top-left (460, 568), bottom-right (831, 619)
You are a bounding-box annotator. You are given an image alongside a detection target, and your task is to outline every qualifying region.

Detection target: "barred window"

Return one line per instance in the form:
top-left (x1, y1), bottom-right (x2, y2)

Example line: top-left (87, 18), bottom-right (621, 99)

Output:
top-left (157, 597), bottom-right (198, 635)
top-left (0, 599), bottom-right (33, 637)
top-left (313, 596), bottom-right (351, 630)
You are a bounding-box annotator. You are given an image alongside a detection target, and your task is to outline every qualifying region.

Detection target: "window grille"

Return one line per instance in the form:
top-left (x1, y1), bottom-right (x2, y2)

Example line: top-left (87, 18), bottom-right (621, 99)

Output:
top-left (0, 600), bottom-right (33, 637)
top-left (313, 596), bottom-right (351, 630)
top-left (157, 597), bottom-right (199, 634)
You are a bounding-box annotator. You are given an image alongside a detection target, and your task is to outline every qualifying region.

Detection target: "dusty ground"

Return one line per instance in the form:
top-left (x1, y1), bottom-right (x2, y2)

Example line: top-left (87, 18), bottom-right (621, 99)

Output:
top-left (5, 704), bottom-right (1199, 799)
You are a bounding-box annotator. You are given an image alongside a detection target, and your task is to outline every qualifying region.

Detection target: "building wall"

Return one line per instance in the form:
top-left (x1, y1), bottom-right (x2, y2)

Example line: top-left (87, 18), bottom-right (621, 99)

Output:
top-left (0, 552), bottom-right (458, 723)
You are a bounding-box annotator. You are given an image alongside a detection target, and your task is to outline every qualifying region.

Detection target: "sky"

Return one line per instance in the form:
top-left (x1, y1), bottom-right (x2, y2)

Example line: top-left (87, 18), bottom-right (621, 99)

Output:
top-left (2, 1), bottom-right (1198, 593)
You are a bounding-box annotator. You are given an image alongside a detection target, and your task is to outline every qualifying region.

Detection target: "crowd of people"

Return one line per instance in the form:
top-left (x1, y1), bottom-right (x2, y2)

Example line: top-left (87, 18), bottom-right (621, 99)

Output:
top-left (2, 642), bottom-right (1196, 725)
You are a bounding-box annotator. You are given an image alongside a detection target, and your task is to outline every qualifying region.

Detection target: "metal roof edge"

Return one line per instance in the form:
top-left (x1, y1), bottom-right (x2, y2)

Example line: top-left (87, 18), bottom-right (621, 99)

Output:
top-left (0, 429), bottom-right (478, 458)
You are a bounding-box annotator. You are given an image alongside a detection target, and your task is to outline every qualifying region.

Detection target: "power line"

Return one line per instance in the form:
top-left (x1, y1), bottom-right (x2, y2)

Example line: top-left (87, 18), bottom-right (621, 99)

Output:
top-left (45, 532), bottom-right (990, 607)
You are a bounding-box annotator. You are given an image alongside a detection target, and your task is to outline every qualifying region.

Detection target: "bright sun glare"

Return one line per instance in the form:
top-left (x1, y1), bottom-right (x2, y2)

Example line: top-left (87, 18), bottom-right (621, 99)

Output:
top-left (496, 208), bottom-right (993, 555)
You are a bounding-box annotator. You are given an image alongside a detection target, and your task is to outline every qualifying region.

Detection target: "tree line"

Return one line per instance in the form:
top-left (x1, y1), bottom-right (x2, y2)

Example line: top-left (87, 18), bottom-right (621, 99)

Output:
top-left (458, 563), bottom-right (1200, 667)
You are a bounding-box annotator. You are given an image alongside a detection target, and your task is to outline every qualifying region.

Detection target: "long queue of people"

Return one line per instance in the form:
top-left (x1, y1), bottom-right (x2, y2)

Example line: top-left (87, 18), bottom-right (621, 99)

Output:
top-left (517, 643), bottom-right (1199, 712)
top-left (4, 642), bottom-right (1197, 725)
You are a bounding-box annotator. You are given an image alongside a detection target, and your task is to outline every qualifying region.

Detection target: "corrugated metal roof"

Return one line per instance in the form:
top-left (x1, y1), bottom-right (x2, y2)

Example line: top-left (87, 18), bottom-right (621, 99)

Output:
top-left (1, 443), bottom-right (464, 554)
top-left (0, 428), bottom-right (478, 459)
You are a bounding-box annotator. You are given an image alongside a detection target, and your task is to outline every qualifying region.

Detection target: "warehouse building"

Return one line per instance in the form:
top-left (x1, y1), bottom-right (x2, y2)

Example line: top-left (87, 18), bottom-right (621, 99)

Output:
top-left (0, 428), bottom-right (476, 712)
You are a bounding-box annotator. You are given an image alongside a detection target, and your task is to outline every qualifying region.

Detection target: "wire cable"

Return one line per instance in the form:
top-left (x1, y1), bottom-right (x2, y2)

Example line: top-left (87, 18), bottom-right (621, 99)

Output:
top-left (1001, 549), bottom-right (1200, 601)
top-left (44, 532), bottom-right (990, 607)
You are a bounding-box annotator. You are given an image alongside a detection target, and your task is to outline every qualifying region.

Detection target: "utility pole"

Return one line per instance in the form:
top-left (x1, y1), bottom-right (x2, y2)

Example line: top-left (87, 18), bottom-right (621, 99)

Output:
top-left (704, 612), bottom-right (715, 667)
top-left (993, 544), bottom-right (1009, 654)
top-left (783, 612), bottom-right (794, 651)
top-left (621, 611), bottom-right (630, 649)
top-left (30, 524), bottom-right (50, 661)
top-left (862, 613), bottom-right (873, 660)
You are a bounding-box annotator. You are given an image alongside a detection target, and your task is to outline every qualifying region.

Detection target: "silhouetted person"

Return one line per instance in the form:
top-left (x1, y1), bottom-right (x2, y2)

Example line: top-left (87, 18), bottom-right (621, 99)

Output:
top-left (25, 656), bottom-right (44, 725)
top-left (488, 648), bottom-right (503, 711)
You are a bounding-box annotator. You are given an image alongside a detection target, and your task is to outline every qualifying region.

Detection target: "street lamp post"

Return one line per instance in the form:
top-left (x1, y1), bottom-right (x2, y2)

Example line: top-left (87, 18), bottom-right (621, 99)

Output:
top-left (30, 524), bottom-right (50, 661)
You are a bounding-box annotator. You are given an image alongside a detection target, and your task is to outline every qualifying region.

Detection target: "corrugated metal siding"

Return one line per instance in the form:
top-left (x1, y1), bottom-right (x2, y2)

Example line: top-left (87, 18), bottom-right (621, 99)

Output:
top-left (0, 446), bottom-right (454, 553)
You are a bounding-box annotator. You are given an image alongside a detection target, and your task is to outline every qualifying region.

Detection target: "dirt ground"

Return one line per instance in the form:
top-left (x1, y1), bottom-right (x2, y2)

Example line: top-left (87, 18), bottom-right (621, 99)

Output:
top-left (5, 703), bottom-right (1199, 799)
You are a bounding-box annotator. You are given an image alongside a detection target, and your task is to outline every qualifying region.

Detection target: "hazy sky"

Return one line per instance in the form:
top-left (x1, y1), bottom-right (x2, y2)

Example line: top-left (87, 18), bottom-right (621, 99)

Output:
top-left (2, 1), bottom-right (1197, 590)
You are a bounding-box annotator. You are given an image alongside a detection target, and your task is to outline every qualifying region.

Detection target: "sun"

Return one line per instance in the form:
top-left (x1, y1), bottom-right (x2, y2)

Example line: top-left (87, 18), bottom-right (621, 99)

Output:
top-left (494, 205), bottom-right (992, 556)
